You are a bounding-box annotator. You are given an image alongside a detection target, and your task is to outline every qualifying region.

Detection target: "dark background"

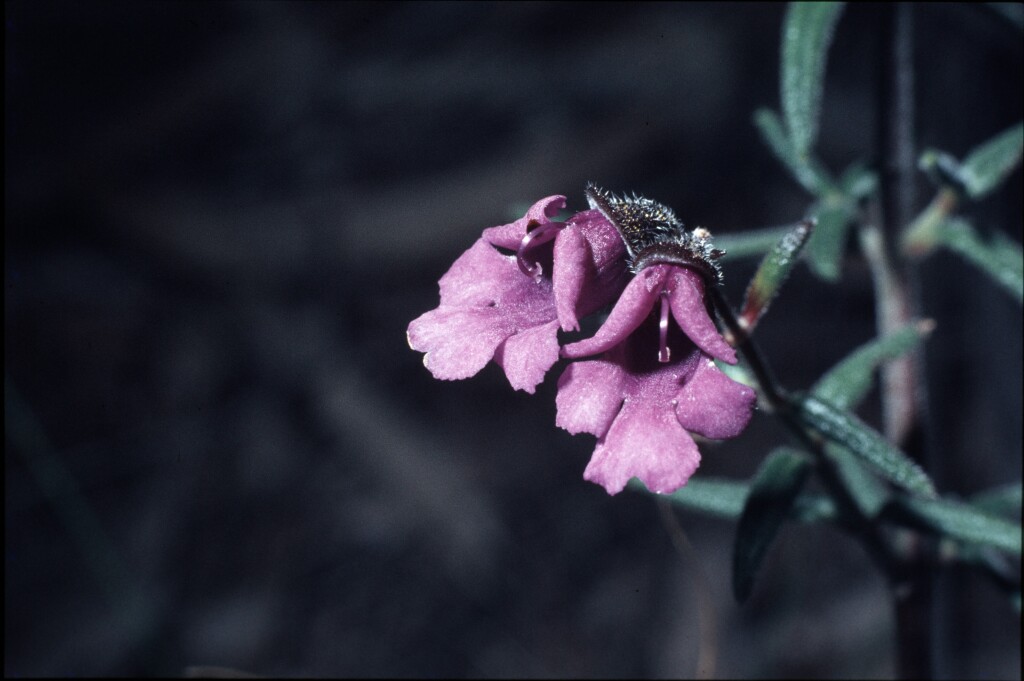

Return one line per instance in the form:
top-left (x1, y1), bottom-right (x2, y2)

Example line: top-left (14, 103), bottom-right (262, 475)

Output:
top-left (5, 2), bottom-right (1021, 677)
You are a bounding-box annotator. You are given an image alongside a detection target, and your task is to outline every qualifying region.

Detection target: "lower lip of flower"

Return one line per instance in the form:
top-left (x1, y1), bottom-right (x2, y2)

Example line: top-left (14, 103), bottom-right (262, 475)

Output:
top-left (516, 220), bottom-right (564, 281)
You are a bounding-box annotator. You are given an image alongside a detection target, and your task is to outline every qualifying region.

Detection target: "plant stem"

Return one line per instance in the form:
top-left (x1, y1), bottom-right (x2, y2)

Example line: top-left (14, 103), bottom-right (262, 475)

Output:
top-left (876, 4), bottom-right (935, 678)
top-left (710, 288), bottom-right (902, 581)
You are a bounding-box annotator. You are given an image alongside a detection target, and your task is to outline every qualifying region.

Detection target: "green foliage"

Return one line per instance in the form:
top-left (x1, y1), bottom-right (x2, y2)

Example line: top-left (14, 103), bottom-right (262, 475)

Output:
top-left (797, 395), bottom-right (937, 498)
top-left (812, 321), bottom-right (934, 411)
top-left (657, 477), bottom-right (749, 518)
top-left (804, 200), bottom-right (850, 281)
top-left (739, 220), bottom-right (814, 331)
top-left (663, 3), bottom-right (1022, 617)
top-left (753, 108), bottom-right (833, 195)
top-left (886, 495), bottom-right (1022, 553)
top-left (959, 122), bottom-right (1024, 199)
top-left (970, 483), bottom-right (1023, 518)
top-left (781, 2), bottom-right (845, 158)
top-left (732, 448), bottom-right (812, 601)
top-left (825, 443), bottom-right (890, 518)
top-left (934, 217), bottom-right (1024, 304)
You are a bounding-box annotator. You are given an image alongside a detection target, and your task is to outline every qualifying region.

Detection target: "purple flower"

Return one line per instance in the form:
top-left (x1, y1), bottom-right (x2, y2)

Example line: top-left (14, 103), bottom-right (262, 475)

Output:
top-left (555, 263), bottom-right (756, 496)
top-left (409, 185), bottom-right (756, 496)
top-left (407, 196), bottom-right (627, 393)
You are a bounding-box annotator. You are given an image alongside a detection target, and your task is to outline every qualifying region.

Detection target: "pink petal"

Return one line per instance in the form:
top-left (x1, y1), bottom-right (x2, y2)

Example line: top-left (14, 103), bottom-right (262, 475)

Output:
top-left (494, 319), bottom-right (561, 394)
top-left (668, 267), bottom-right (737, 364)
top-left (482, 195), bottom-right (567, 250)
top-left (674, 356), bottom-right (757, 439)
top-left (572, 209), bottom-right (628, 272)
top-left (552, 225), bottom-right (590, 331)
top-left (584, 399), bottom-right (701, 495)
top-left (437, 239), bottom-right (522, 307)
top-left (561, 265), bottom-right (669, 359)
top-left (554, 359), bottom-right (627, 437)
top-left (407, 307), bottom-right (509, 381)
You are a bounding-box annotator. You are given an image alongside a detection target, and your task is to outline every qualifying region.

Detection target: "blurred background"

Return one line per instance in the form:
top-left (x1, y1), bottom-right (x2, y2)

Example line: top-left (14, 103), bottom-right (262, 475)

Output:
top-left (5, 2), bottom-right (1021, 677)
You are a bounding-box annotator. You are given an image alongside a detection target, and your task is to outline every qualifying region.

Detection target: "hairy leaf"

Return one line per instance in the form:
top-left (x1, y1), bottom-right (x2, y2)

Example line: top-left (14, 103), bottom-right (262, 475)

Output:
top-left (797, 395), bottom-right (936, 498)
top-left (935, 217), bottom-right (1023, 304)
top-left (739, 219), bottom-right (814, 331)
top-left (753, 108), bottom-right (833, 195)
top-left (960, 122), bottom-right (1024, 199)
top-left (970, 483), bottom-right (1023, 519)
top-left (812, 321), bottom-right (935, 411)
top-left (781, 2), bottom-right (845, 157)
top-left (826, 443), bottom-right (890, 518)
top-left (805, 201), bottom-right (851, 281)
top-left (887, 496), bottom-right (1022, 554)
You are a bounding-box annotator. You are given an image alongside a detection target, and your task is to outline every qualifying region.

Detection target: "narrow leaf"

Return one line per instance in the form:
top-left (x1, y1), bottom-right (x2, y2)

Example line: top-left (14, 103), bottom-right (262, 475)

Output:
top-left (753, 108), bottom-right (834, 195)
top-left (658, 477), bottom-right (750, 518)
top-left (970, 483), bottom-right (1023, 519)
top-left (935, 217), bottom-right (1023, 304)
top-left (805, 201), bottom-right (851, 281)
top-left (960, 122), bottom-right (1024, 199)
top-left (797, 395), bottom-right (937, 498)
top-left (733, 448), bottom-right (812, 601)
top-left (812, 320), bottom-right (935, 411)
top-left (638, 476), bottom-right (836, 523)
top-left (887, 495), bottom-right (1022, 554)
top-left (781, 2), bottom-right (845, 157)
top-left (839, 162), bottom-right (878, 200)
top-left (739, 219), bottom-right (814, 332)
top-left (790, 493), bottom-right (838, 523)
top-left (826, 443), bottom-right (890, 518)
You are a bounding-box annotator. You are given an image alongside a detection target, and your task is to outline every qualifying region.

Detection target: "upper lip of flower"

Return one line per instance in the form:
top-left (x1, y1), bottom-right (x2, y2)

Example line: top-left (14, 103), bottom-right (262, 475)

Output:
top-left (561, 263), bottom-right (737, 366)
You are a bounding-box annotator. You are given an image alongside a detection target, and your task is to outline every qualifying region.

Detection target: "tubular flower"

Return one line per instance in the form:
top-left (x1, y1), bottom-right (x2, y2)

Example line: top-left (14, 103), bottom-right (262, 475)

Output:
top-left (406, 195), bottom-right (627, 393)
top-left (552, 186), bottom-right (755, 495)
top-left (408, 185), bottom-right (756, 495)
top-left (557, 264), bottom-right (756, 495)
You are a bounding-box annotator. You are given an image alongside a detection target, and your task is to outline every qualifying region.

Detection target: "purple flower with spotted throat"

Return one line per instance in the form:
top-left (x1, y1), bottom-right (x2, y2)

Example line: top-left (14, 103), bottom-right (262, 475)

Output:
top-left (408, 185), bottom-right (755, 495)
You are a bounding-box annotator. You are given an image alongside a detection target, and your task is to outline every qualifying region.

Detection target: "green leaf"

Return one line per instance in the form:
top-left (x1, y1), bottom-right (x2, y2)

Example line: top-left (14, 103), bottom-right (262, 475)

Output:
top-left (797, 395), bottom-right (937, 498)
top-left (805, 200), bottom-right (851, 281)
top-left (960, 122), bottom-right (1024, 199)
top-left (934, 217), bottom-right (1023, 304)
top-left (657, 477), bottom-right (750, 518)
top-left (826, 443), bottom-right (890, 518)
top-left (887, 495), bottom-right (1022, 554)
top-left (739, 219), bottom-right (814, 331)
top-left (812, 321), bottom-right (935, 411)
top-left (753, 108), bottom-right (834, 195)
top-left (715, 225), bottom-right (795, 260)
top-left (638, 475), bottom-right (836, 523)
top-left (839, 162), bottom-right (878, 200)
top-left (733, 448), bottom-right (812, 601)
top-left (781, 2), bottom-right (845, 157)
top-left (970, 483), bottom-right (1023, 518)
top-left (790, 492), bottom-right (838, 523)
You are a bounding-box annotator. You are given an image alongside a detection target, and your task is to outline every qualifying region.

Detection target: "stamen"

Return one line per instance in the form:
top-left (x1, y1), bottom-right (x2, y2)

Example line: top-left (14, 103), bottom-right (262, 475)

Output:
top-left (516, 221), bottom-right (562, 280)
top-left (658, 291), bottom-right (671, 363)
